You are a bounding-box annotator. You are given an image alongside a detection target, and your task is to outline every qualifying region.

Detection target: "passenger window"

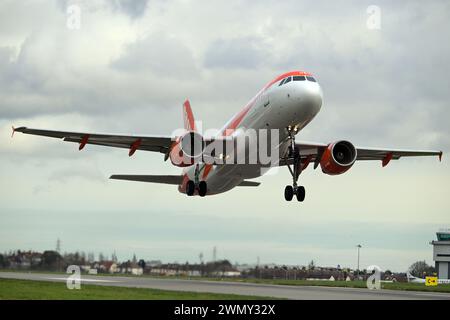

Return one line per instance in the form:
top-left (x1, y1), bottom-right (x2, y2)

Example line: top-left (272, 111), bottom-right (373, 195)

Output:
top-left (306, 76), bottom-right (316, 82)
top-left (293, 76), bottom-right (306, 81)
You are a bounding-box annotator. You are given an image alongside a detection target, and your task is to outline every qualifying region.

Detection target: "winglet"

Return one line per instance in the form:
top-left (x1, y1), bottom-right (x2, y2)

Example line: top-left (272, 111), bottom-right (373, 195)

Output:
top-left (129, 138), bottom-right (142, 157)
top-left (439, 151), bottom-right (443, 162)
top-left (382, 152), bottom-right (393, 167)
top-left (79, 134), bottom-right (90, 151)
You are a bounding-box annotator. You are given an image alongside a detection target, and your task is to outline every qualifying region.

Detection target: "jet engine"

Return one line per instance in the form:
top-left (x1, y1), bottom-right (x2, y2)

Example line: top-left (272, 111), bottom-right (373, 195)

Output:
top-left (320, 140), bottom-right (357, 175)
top-left (169, 131), bottom-right (205, 167)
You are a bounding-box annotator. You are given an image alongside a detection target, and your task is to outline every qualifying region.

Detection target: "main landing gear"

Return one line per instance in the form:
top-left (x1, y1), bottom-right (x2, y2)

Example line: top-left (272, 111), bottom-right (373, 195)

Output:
top-left (186, 164), bottom-right (207, 197)
top-left (284, 126), bottom-right (306, 202)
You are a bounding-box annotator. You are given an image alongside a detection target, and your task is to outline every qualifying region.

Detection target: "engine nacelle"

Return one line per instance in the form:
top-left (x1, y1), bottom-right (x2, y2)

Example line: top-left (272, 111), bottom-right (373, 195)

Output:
top-left (169, 131), bottom-right (205, 167)
top-left (320, 140), bottom-right (357, 175)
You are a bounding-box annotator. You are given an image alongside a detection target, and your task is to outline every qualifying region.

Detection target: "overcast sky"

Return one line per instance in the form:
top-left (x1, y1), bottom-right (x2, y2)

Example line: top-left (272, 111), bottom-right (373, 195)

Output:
top-left (0, 0), bottom-right (449, 272)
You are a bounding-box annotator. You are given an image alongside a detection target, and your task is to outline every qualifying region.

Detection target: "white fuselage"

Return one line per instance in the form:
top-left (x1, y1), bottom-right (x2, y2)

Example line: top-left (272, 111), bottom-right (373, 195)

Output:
top-left (181, 74), bottom-right (323, 195)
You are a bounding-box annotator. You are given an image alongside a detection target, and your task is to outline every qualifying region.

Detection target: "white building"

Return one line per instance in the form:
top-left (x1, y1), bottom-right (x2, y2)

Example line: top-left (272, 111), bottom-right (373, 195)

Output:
top-left (431, 229), bottom-right (450, 279)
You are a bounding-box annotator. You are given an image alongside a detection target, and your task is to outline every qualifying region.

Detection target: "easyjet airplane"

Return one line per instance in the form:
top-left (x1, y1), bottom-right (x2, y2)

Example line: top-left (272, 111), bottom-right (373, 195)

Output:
top-left (12, 71), bottom-right (442, 202)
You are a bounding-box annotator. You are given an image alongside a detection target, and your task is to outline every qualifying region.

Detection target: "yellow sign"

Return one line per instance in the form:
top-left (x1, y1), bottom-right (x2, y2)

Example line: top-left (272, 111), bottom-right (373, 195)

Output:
top-left (425, 276), bottom-right (438, 286)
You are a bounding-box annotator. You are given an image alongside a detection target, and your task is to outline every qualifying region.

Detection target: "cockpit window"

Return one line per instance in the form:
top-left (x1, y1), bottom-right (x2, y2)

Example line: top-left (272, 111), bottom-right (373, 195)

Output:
top-left (279, 75), bottom-right (303, 86)
top-left (306, 76), bottom-right (316, 82)
top-left (293, 75), bottom-right (306, 81)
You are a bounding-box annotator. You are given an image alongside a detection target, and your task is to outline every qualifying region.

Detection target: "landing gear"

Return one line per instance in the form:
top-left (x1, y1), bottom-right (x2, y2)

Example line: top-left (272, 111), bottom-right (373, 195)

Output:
top-left (186, 180), bottom-right (195, 196)
top-left (186, 164), bottom-right (208, 197)
top-left (296, 186), bottom-right (305, 202)
top-left (284, 185), bottom-right (305, 202)
top-left (198, 181), bottom-right (207, 197)
top-left (284, 185), bottom-right (294, 201)
top-left (284, 126), bottom-right (306, 202)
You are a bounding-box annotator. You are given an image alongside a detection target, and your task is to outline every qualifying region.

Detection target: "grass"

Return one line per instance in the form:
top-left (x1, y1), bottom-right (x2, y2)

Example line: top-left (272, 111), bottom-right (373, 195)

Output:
top-left (0, 278), bottom-right (274, 300)
top-left (382, 281), bottom-right (450, 293)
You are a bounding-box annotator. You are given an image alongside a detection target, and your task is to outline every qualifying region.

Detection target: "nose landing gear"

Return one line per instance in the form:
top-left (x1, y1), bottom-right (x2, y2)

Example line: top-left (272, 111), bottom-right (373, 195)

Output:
top-left (284, 126), bottom-right (306, 202)
top-left (186, 164), bottom-right (208, 197)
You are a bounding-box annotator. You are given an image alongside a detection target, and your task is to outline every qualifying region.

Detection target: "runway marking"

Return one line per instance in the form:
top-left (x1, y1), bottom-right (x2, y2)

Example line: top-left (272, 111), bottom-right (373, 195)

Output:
top-left (45, 277), bottom-right (118, 283)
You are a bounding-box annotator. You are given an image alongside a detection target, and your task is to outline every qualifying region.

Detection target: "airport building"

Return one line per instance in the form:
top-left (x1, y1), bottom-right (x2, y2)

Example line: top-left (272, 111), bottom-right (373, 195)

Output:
top-left (431, 229), bottom-right (450, 279)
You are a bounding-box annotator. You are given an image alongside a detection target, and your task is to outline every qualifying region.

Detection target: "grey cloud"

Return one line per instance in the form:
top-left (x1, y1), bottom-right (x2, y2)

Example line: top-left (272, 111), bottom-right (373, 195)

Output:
top-left (204, 37), bottom-right (271, 69)
top-left (112, 33), bottom-right (200, 79)
top-left (0, 32), bottom-right (196, 124)
top-left (55, 0), bottom-right (149, 18)
top-left (111, 0), bottom-right (149, 18)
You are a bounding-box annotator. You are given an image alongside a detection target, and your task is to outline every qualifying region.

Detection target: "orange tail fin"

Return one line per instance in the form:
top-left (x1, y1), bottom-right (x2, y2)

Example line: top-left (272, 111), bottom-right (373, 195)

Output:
top-left (182, 99), bottom-right (196, 132)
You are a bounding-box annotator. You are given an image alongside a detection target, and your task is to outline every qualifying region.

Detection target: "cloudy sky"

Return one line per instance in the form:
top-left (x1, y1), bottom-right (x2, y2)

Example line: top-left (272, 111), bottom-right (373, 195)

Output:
top-left (1, 0), bottom-right (449, 272)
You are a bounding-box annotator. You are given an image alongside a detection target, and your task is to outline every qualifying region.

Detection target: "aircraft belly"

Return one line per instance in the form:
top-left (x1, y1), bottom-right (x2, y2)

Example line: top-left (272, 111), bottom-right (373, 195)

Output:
top-left (205, 165), bottom-right (242, 194)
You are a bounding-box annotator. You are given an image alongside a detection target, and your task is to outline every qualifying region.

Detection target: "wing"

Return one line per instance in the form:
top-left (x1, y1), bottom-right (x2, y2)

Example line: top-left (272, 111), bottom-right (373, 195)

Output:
top-left (13, 126), bottom-right (173, 157)
top-left (289, 141), bottom-right (442, 168)
top-left (109, 175), bottom-right (261, 186)
top-left (238, 180), bottom-right (261, 187)
top-left (355, 146), bottom-right (442, 162)
top-left (110, 175), bottom-right (182, 185)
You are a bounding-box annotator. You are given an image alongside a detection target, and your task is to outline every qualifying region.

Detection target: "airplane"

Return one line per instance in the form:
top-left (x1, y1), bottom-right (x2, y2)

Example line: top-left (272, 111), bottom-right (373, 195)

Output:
top-left (12, 70), bottom-right (443, 202)
top-left (406, 272), bottom-right (450, 284)
top-left (406, 272), bottom-right (426, 284)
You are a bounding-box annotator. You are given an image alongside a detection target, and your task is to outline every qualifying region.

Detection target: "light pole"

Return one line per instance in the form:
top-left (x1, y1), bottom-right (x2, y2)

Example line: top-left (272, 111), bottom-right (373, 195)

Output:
top-left (356, 244), bottom-right (362, 278)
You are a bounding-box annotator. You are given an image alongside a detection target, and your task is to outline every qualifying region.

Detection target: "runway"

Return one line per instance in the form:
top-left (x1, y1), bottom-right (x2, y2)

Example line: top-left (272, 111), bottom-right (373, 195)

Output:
top-left (1, 272), bottom-right (450, 300)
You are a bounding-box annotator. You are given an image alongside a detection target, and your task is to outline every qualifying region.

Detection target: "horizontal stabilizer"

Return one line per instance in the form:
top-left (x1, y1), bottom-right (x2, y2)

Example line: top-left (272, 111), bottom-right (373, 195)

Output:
top-left (110, 175), bottom-right (182, 185)
top-left (238, 180), bottom-right (261, 187)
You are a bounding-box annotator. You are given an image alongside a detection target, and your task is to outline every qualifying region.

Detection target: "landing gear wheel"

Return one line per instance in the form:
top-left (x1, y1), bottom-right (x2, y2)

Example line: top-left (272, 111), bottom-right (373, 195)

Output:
top-left (186, 180), bottom-right (195, 196)
top-left (284, 185), bottom-right (294, 201)
top-left (198, 181), bottom-right (207, 197)
top-left (284, 126), bottom-right (308, 203)
top-left (296, 186), bottom-right (305, 202)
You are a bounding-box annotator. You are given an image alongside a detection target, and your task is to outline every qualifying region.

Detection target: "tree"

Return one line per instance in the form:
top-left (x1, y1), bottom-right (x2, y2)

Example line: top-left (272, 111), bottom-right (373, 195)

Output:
top-left (409, 260), bottom-right (435, 277)
top-left (138, 259), bottom-right (146, 269)
top-left (74, 251), bottom-right (80, 264)
top-left (80, 252), bottom-right (86, 265)
top-left (308, 260), bottom-right (315, 270)
top-left (41, 251), bottom-right (63, 271)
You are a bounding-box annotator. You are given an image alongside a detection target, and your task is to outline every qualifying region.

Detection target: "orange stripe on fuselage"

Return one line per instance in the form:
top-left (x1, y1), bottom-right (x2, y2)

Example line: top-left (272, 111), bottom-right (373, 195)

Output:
top-left (202, 163), bottom-right (213, 179)
top-left (263, 70), bottom-right (312, 90)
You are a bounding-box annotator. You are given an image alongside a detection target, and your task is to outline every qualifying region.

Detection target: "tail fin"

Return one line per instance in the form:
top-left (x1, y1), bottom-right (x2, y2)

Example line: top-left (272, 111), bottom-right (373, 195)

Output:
top-left (406, 272), bottom-right (415, 282)
top-left (183, 99), bottom-right (197, 132)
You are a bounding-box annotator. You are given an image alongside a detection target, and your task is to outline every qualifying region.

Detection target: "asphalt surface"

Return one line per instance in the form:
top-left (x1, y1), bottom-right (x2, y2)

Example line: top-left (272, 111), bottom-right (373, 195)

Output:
top-left (1, 271), bottom-right (450, 300)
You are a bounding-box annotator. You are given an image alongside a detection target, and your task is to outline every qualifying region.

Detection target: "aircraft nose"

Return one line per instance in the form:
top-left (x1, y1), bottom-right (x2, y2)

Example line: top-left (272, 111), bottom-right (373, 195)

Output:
top-left (298, 81), bottom-right (322, 113)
